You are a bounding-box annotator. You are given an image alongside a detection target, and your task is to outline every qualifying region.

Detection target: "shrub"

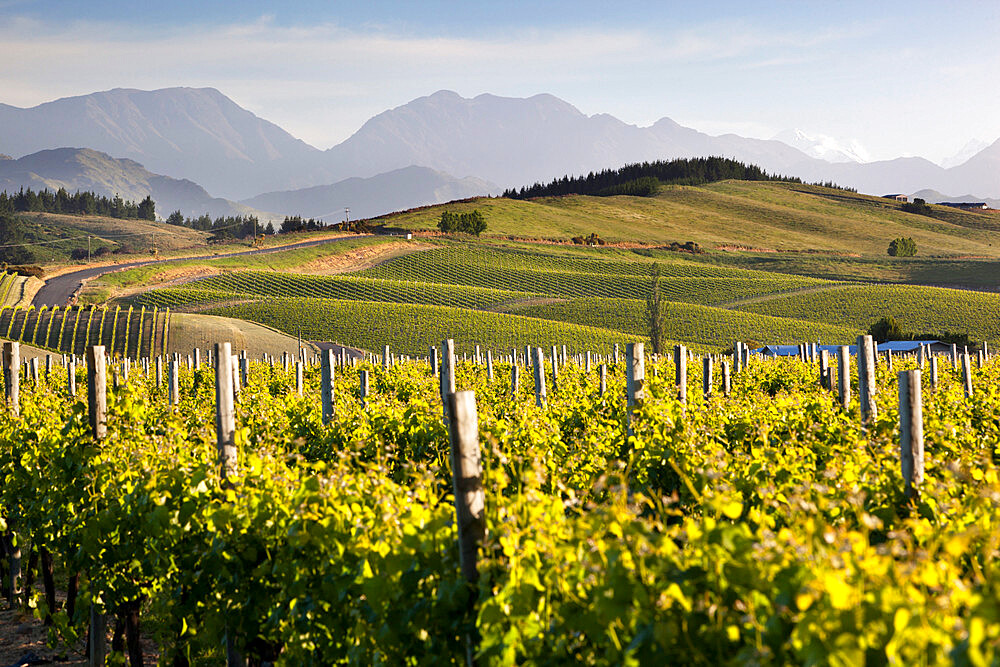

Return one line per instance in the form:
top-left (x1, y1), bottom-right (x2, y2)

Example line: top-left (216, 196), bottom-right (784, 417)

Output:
top-left (868, 315), bottom-right (904, 342)
top-left (438, 210), bottom-right (487, 236)
top-left (888, 237), bottom-right (917, 257)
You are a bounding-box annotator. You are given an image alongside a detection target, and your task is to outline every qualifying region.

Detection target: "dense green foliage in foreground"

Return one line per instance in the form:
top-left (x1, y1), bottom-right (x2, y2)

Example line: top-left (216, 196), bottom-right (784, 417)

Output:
top-left (2, 351), bottom-right (1000, 664)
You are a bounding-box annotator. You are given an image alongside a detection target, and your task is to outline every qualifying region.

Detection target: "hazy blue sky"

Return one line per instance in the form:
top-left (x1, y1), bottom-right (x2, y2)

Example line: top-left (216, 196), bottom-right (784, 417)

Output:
top-left (2, 0), bottom-right (998, 163)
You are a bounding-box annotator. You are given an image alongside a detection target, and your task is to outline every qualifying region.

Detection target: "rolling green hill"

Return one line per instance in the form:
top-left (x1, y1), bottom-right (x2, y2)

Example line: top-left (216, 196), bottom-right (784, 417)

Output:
top-left (378, 181), bottom-right (1000, 258)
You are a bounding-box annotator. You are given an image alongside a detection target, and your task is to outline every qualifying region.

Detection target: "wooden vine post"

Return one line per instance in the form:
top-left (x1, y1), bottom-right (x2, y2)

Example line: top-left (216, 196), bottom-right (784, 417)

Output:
top-left (819, 350), bottom-right (831, 390)
top-left (446, 390), bottom-right (486, 667)
top-left (321, 349), bottom-right (336, 424)
top-left (837, 346), bottom-right (850, 409)
top-left (510, 363), bottom-right (519, 396)
top-left (3, 341), bottom-right (19, 416)
top-left (721, 359), bottom-right (731, 397)
top-left (626, 342), bottom-right (644, 441)
top-left (857, 335), bottom-right (877, 423)
top-left (532, 347), bottom-right (547, 407)
top-left (214, 343), bottom-right (238, 481)
top-left (67, 356), bottom-right (77, 398)
top-left (599, 363), bottom-right (607, 397)
top-left (961, 353), bottom-right (973, 398)
top-left (86, 345), bottom-right (107, 666)
top-left (673, 344), bottom-right (686, 405)
top-left (702, 356), bottom-right (712, 398)
top-left (168, 359), bottom-right (180, 406)
top-left (898, 370), bottom-right (924, 500)
top-left (441, 339), bottom-right (456, 419)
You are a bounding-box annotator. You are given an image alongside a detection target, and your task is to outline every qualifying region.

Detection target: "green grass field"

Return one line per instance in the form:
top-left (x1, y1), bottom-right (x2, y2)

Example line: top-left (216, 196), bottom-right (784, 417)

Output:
top-left (377, 181), bottom-right (1000, 258)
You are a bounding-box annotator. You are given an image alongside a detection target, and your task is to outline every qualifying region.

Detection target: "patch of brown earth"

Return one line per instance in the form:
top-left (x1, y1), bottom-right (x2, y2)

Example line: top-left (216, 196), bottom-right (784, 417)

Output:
top-left (294, 241), bottom-right (434, 275)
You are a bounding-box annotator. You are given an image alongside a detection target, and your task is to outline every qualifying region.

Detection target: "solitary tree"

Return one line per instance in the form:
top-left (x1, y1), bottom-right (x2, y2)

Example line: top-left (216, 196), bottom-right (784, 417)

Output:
top-left (868, 315), bottom-right (904, 343)
top-left (888, 237), bottom-right (917, 257)
top-left (645, 263), bottom-right (668, 354)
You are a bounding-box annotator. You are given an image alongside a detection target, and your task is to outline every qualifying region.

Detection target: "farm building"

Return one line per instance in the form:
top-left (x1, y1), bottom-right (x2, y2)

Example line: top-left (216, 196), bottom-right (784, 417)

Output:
top-left (882, 194), bottom-right (908, 202)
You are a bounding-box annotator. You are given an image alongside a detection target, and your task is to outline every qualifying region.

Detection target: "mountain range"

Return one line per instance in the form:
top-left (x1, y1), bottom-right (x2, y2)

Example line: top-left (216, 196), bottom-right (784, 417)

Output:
top-left (1, 87), bottom-right (998, 220)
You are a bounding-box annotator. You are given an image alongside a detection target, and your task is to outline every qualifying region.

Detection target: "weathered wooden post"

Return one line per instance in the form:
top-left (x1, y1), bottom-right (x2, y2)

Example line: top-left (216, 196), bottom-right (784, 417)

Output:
top-left (673, 344), bottom-right (687, 405)
top-left (599, 363), bottom-right (607, 397)
top-left (950, 343), bottom-right (958, 369)
top-left (533, 347), bottom-right (547, 407)
top-left (321, 349), bottom-right (335, 425)
top-left (917, 344), bottom-right (926, 369)
top-left (702, 356), bottom-right (712, 398)
top-left (193, 348), bottom-right (201, 371)
top-left (3, 342), bottom-right (19, 416)
top-left (614, 343), bottom-right (620, 365)
top-left (585, 350), bottom-right (592, 373)
top-left (168, 359), bottom-right (179, 406)
top-left (899, 369), bottom-right (924, 500)
top-left (359, 369), bottom-right (370, 409)
top-left (626, 343), bottom-right (645, 440)
top-left (231, 355), bottom-right (241, 403)
top-left (721, 359), bottom-right (731, 397)
top-left (86, 345), bottom-right (107, 666)
top-left (857, 335), bottom-right (877, 422)
top-left (441, 339), bottom-right (456, 419)
top-left (213, 343), bottom-right (238, 479)
top-left (819, 349), bottom-right (831, 390)
top-left (550, 345), bottom-right (559, 391)
top-left (295, 360), bottom-right (304, 397)
top-left (430, 346), bottom-right (439, 377)
top-left (486, 350), bottom-right (494, 382)
top-left (837, 346), bottom-right (850, 409)
top-left (734, 341), bottom-right (743, 374)
top-left (44, 354), bottom-right (52, 380)
top-left (383, 345), bottom-right (390, 370)
top-left (155, 356), bottom-right (163, 387)
top-left (930, 356), bottom-right (939, 388)
top-left (240, 357), bottom-right (249, 391)
top-left (67, 357), bottom-right (77, 398)
top-left (510, 363), bottom-right (519, 395)
top-left (961, 353), bottom-right (973, 398)
top-left (446, 390), bottom-right (486, 666)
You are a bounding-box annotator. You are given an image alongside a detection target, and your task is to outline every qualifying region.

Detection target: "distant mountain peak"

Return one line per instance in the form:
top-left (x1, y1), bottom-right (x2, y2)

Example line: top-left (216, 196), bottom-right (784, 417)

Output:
top-left (773, 128), bottom-right (871, 164)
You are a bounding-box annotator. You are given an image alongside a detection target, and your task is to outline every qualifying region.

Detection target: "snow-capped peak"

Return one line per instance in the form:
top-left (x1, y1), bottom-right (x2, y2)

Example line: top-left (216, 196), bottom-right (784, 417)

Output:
top-left (774, 128), bottom-right (872, 164)
top-left (938, 139), bottom-right (989, 169)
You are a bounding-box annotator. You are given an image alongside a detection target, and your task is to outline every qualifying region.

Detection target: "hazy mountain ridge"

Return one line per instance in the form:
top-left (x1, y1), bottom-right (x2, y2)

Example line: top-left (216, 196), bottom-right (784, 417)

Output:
top-left (0, 87), bottom-right (328, 199)
top-left (3, 87), bottom-right (999, 203)
top-left (241, 166), bottom-right (499, 220)
top-left (0, 148), bottom-right (267, 220)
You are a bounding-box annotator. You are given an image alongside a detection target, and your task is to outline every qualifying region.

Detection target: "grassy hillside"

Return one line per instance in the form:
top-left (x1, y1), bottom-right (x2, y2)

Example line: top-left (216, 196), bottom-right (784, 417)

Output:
top-left (9, 210), bottom-right (209, 263)
top-left (378, 181), bottom-right (1000, 258)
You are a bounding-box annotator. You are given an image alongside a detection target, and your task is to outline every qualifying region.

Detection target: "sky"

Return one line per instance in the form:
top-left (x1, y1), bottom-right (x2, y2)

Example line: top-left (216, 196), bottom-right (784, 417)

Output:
top-left (1, 0), bottom-right (998, 164)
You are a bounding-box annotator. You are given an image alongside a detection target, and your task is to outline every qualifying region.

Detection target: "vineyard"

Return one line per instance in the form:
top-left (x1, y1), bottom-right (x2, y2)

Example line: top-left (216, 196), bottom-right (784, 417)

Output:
top-left (1, 338), bottom-right (999, 664)
top-left (0, 304), bottom-right (168, 358)
top-left (734, 283), bottom-right (1000, 343)
top-left (118, 242), bottom-right (862, 355)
